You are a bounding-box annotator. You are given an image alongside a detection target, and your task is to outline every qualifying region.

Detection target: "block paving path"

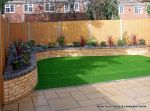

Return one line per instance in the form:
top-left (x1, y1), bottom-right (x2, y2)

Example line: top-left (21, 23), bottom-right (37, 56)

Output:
top-left (1, 76), bottom-right (150, 111)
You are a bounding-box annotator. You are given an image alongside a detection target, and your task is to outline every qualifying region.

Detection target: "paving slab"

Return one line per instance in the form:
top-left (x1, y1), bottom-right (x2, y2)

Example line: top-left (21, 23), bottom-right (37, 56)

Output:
top-left (2, 76), bottom-right (150, 111)
top-left (48, 97), bottom-right (80, 111)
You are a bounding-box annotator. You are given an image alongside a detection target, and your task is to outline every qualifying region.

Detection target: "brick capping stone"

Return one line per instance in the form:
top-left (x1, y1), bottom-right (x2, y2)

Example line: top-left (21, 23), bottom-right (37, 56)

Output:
top-left (3, 46), bottom-right (150, 104)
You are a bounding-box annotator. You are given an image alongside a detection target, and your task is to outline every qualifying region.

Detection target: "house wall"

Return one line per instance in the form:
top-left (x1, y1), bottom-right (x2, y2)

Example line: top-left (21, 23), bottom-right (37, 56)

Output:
top-left (119, 5), bottom-right (150, 19)
top-left (4, 2), bottom-right (86, 23)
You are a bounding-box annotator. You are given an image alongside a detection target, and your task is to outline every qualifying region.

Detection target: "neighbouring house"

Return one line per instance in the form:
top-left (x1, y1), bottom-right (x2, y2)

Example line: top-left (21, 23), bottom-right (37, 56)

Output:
top-left (4, 0), bottom-right (89, 23)
top-left (118, 0), bottom-right (150, 19)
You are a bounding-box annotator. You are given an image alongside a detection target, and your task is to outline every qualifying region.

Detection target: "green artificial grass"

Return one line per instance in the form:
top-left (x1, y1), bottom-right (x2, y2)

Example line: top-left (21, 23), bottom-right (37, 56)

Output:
top-left (36, 55), bottom-right (150, 90)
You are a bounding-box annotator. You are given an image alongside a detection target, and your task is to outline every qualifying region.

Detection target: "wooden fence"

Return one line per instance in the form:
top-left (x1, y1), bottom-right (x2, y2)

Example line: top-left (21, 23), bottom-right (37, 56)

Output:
top-left (9, 19), bottom-right (150, 45)
top-left (0, 16), bottom-right (5, 105)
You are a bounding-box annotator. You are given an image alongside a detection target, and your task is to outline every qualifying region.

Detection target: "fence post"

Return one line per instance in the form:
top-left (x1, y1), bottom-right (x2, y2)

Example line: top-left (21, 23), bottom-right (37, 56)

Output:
top-left (88, 20), bottom-right (92, 39)
top-left (120, 19), bottom-right (123, 40)
top-left (58, 21), bottom-right (61, 37)
top-left (28, 22), bottom-right (31, 41)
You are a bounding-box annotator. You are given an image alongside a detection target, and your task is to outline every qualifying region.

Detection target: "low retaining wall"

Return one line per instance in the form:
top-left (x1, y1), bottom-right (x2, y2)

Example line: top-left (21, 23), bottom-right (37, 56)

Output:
top-left (4, 68), bottom-right (37, 104)
top-left (36, 47), bottom-right (150, 60)
top-left (3, 46), bottom-right (150, 104)
top-left (3, 54), bottom-right (38, 104)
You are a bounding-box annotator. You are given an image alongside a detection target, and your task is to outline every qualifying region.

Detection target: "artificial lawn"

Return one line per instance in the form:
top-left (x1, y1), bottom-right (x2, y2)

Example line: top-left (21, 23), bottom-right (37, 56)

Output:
top-left (36, 55), bottom-right (150, 90)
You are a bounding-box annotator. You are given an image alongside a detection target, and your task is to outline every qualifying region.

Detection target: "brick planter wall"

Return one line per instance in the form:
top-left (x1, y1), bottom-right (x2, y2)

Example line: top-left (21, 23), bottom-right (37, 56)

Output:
top-left (3, 47), bottom-right (150, 104)
top-left (36, 47), bottom-right (150, 60)
top-left (3, 68), bottom-right (37, 104)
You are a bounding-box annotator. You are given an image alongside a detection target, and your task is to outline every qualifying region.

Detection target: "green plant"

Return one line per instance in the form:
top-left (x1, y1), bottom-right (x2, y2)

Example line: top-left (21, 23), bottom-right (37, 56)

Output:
top-left (100, 41), bottom-right (107, 47)
top-left (58, 36), bottom-right (65, 46)
top-left (117, 39), bottom-right (126, 46)
top-left (139, 39), bottom-right (146, 45)
top-left (80, 36), bottom-right (86, 47)
top-left (108, 35), bottom-right (114, 47)
top-left (8, 40), bottom-right (31, 70)
top-left (48, 42), bottom-right (56, 48)
top-left (87, 38), bottom-right (97, 46)
top-left (131, 34), bottom-right (138, 46)
top-left (41, 45), bottom-right (49, 49)
top-left (26, 40), bottom-right (35, 48)
top-left (73, 41), bottom-right (80, 47)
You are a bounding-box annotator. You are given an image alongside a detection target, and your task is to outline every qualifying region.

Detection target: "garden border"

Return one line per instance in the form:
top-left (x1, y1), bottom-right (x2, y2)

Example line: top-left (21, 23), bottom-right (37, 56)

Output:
top-left (3, 46), bottom-right (150, 104)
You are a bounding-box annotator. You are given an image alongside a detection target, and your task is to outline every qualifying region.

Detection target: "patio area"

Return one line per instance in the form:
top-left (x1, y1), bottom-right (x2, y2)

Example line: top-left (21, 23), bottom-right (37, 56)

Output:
top-left (2, 76), bottom-right (150, 111)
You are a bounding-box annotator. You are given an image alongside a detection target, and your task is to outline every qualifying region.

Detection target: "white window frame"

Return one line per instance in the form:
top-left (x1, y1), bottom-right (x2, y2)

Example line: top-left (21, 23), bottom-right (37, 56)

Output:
top-left (134, 6), bottom-right (143, 14)
top-left (64, 3), bottom-right (70, 12)
top-left (44, 3), bottom-right (55, 12)
top-left (118, 6), bottom-right (124, 14)
top-left (5, 5), bottom-right (15, 13)
top-left (74, 2), bottom-right (80, 11)
top-left (24, 4), bottom-right (33, 13)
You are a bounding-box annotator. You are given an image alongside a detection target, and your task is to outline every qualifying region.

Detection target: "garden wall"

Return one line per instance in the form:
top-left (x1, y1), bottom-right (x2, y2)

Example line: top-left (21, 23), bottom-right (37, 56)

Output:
top-left (36, 47), bottom-right (150, 61)
top-left (4, 68), bottom-right (37, 104)
top-left (8, 19), bottom-right (150, 45)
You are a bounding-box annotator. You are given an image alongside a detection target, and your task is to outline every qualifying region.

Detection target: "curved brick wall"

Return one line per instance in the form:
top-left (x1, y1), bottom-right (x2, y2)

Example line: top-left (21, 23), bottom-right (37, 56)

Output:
top-left (36, 47), bottom-right (150, 60)
top-left (3, 47), bottom-right (150, 104)
top-left (4, 68), bottom-right (37, 104)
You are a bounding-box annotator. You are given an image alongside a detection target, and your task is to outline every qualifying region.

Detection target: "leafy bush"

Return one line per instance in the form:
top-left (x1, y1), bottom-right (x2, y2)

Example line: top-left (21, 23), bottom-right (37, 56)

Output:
top-left (117, 39), bottom-right (126, 46)
top-left (58, 36), bottom-right (65, 46)
top-left (107, 35), bottom-right (114, 47)
top-left (48, 42), bottom-right (56, 48)
top-left (87, 38), bottom-right (97, 46)
top-left (139, 39), bottom-right (146, 45)
top-left (73, 41), bottom-right (80, 47)
top-left (66, 43), bottom-right (73, 47)
top-left (41, 45), bottom-right (49, 49)
top-left (8, 40), bottom-right (31, 70)
top-left (131, 34), bottom-right (138, 46)
top-left (26, 40), bottom-right (35, 48)
top-left (100, 41), bottom-right (107, 47)
top-left (80, 36), bottom-right (86, 47)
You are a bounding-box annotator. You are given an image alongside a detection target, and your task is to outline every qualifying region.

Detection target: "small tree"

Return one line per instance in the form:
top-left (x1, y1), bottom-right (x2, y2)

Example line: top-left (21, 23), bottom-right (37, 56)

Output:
top-left (86, 0), bottom-right (119, 20)
top-left (0, 0), bottom-right (9, 14)
top-left (147, 2), bottom-right (150, 15)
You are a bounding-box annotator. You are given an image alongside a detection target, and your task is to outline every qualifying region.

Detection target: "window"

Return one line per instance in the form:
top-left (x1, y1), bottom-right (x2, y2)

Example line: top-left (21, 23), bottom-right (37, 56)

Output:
top-left (5, 5), bottom-right (15, 13)
top-left (126, 0), bottom-right (132, 2)
top-left (64, 3), bottom-right (70, 12)
top-left (118, 6), bottom-right (124, 14)
top-left (134, 6), bottom-right (143, 14)
top-left (45, 3), bottom-right (55, 12)
top-left (24, 4), bottom-right (33, 12)
top-left (74, 2), bottom-right (79, 11)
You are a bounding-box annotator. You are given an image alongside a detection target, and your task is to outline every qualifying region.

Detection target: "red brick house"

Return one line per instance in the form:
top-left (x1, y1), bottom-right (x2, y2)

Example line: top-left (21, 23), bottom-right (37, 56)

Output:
top-left (118, 0), bottom-right (150, 19)
top-left (4, 0), bottom-right (89, 22)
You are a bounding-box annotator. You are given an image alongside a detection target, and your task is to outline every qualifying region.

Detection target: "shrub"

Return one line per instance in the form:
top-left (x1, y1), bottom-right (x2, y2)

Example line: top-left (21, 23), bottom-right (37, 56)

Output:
top-left (100, 41), bottom-right (107, 47)
top-left (107, 35), bottom-right (114, 47)
top-left (26, 40), bottom-right (35, 48)
top-left (73, 41), bottom-right (80, 47)
top-left (66, 43), bottom-right (73, 47)
top-left (139, 39), bottom-right (146, 45)
top-left (80, 36), bottom-right (86, 47)
top-left (41, 45), bottom-right (49, 49)
top-left (58, 36), bottom-right (65, 46)
top-left (48, 42), bottom-right (56, 48)
top-left (131, 34), bottom-right (138, 46)
top-left (87, 38), bottom-right (97, 46)
top-left (117, 39), bottom-right (126, 46)
top-left (8, 40), bottom-right (31, 70)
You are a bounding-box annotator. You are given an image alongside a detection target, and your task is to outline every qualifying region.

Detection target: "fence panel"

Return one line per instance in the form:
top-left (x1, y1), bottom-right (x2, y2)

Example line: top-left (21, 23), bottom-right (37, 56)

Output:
top-left (61, 20), bottom-right (89, 43)
top-left (91, 20), bottom-right (121, 43)
top-left (122, 19), bottom-right (150, 44)
top-left (0, 16), bottom-right (5, 105)
top-left (8, 19), bottom-right (150, 45)
top-left (30, 22), bottom-right (58, 44)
